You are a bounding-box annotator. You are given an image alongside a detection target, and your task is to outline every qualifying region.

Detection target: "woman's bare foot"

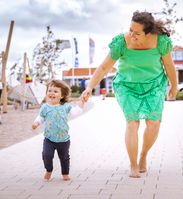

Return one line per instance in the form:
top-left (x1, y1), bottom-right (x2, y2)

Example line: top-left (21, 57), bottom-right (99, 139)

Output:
top-left (129, 166), bottom-right (141, 178)
top-left (62, 175), bottom-right (70, 181)
top-left (139, 156), bottom-right (147, 173)
top-left (44, 171), bottom-right (52, 181)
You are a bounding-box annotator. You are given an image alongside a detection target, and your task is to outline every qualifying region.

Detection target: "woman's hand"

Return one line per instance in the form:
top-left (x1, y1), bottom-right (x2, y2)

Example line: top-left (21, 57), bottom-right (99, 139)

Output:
top-left (81, 87), bottom-right (93, 102)
top-left (168, 86), bottom-right (177, 101)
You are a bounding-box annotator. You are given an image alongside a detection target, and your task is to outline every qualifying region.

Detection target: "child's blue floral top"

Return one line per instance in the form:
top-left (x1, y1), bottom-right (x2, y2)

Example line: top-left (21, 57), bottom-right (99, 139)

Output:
top-left (40, 103), bottom-right (72, 142)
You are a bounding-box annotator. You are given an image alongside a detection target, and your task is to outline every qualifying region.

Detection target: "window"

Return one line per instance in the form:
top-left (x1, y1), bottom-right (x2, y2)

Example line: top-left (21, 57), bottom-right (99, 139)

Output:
top-left (173, 50), bottom-right (183, 61)
top-left (179, 70), bottom-right (183, 83)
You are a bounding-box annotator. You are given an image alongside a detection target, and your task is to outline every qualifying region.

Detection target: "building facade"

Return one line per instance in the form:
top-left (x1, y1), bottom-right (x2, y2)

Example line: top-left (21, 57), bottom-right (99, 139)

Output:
top-left (172, 46), bottom-right (183, 91)
top-left (62, 67), bottom-right (116, 95)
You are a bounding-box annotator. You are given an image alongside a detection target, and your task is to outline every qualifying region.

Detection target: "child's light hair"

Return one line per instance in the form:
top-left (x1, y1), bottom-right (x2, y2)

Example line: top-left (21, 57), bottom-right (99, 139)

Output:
top-left (46, 80), bottom-right (71, 104)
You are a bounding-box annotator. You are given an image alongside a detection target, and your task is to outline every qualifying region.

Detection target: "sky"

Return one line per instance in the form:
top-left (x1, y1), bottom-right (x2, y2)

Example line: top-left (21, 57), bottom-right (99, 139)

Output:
top-left (0, 0), bottom-right (183, 73)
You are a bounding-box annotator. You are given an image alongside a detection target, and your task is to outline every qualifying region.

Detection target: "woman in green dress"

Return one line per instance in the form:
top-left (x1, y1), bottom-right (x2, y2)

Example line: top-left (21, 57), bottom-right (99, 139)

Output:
top-left (81, 11), bottom-right (177, 178)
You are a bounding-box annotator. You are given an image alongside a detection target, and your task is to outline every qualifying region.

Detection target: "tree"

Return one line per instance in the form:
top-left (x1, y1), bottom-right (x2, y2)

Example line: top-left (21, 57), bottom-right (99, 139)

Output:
top-left (32, 26), bottom-right (70, 82)
top-left (154, 0), bottom-right (183, 41)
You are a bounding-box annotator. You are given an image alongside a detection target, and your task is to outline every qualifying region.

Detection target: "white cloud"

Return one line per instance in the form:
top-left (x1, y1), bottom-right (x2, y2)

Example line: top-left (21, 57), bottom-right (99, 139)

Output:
top-left (0, 0), bottom-right (183, 70)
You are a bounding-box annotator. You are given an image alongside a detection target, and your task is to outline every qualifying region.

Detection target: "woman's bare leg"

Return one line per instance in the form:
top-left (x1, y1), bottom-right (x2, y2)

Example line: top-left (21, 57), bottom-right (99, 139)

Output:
top-left (125, 120), bottom-right (140, 178)
top-left (139, 120), bottom-right (160, 173)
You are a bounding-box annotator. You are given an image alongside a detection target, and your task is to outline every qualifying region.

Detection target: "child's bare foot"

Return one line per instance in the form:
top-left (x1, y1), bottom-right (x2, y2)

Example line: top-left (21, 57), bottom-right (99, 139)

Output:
top-left (129, 166), bottom-right (141, 178)
top-left (62, 175), bottom-right (70, 181)
top-left (139, 156), bottom-right (147, 173)
top-left (44, 172), bottom-right (52, 181)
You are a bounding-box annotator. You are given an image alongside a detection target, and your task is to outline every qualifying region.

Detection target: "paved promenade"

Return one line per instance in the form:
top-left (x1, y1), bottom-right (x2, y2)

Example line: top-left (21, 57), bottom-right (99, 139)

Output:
top-left (0, 97), bottom-right (183, 199)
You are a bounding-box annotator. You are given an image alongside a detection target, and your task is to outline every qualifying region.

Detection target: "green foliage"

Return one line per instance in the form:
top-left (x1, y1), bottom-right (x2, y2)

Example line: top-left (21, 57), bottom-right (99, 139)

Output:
top-left (71, 92), bottom-right (81, 98)
top-left (71, 85), bottom-right (81, 93)
top-left (154, 0), bottom-right (183, 40)
top-left (70, 85), bottom-right (81, 98)
top-left (106, 91), bottom-right (115, 97)
top-left (176, 91), bottom-right (183, 100)
top-left (32, 26), bottom-right (66, 82)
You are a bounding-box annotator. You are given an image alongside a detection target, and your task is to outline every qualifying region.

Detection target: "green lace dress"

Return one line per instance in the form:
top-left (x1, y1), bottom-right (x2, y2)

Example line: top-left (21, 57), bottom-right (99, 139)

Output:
top-left (108, 34), bottom-right (172, 121)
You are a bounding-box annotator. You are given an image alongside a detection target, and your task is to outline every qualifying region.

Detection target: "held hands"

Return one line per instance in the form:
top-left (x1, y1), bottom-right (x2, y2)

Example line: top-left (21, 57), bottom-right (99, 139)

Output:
top-left (81, 87), bottom-right (93, 103)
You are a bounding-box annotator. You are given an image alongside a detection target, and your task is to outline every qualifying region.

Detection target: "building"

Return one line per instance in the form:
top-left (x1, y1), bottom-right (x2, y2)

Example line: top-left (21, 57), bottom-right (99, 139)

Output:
top-left (172, 46), bottom-right (183, 90)
top-left (62, 67), bottom-right (116, 95)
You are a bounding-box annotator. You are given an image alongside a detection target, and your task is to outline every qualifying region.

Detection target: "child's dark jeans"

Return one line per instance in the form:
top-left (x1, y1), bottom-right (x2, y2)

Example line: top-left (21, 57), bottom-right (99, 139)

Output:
top-left (42, 138), bottom-right (70, 175)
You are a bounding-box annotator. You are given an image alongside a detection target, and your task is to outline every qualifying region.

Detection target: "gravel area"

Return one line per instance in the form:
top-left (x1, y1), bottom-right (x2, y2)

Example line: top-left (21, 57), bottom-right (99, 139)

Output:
top-left (0, 106), bottom-right (40, 149)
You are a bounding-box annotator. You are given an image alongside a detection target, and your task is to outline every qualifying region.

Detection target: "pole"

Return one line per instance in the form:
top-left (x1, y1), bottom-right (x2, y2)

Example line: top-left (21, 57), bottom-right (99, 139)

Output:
top-left (1, 52), bottom-right (8, 113)
top-left (71, 36), bottom-right (75, 85)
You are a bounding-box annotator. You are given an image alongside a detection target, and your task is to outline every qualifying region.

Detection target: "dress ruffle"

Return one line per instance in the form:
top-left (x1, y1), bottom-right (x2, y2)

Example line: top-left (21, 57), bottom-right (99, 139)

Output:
top-left (157, 34), bottom-right (173, 55)
top-left (108, 34), bottom-right (125, 60)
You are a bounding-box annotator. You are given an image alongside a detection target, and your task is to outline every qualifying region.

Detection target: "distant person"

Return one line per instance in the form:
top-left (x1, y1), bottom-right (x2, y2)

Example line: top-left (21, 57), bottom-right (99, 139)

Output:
top-left (32, 80), bottom-right (84, 181)
top-left (0, 81), bottom-right (2, 99)
top-left (100, 79), bottom-right (106, 100)
top-left (100, 88), bottom-right (106, 100)
top-left (81, 11), bottom-right (177, 178)
top-left (80, 78), bottom-right (86, 92)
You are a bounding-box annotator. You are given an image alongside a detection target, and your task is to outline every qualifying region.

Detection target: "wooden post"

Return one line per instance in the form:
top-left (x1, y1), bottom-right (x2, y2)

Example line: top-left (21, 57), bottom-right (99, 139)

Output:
top-left (1, 52), bottom-right (8, 113)
top-left (1, 20), bottom-right (14, 113)
top-left (26, 57), bottom-right (31, 75)
top-left (71, 37), bottom-right (75, 86)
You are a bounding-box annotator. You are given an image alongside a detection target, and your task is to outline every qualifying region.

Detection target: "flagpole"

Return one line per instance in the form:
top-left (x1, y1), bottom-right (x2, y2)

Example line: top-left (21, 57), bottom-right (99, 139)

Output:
top-left (88, 34), bottom-right (91, 78)
top-left (72, 37), bottom-right (79, 85)
top-left (71, 36), bottom-right (74, 85)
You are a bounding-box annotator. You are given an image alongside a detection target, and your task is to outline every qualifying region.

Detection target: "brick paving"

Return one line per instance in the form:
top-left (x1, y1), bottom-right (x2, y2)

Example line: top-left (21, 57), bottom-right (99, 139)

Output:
top-left (0, 97), bottom-right (183, 199)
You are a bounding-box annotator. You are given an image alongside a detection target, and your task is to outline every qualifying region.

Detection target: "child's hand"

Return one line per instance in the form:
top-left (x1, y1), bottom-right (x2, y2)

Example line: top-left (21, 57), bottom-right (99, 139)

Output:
top-left (32, 122), bottom-right (39, 130)
top-left (78, 98), bottom-right (85, 108)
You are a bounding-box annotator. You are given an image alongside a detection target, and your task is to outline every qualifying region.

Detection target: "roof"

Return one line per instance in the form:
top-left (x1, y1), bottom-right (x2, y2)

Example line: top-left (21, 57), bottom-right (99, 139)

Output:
top-left (173, 46), bottom-right (183, 51)
top-left (63, 67), bottom-right (116, 78)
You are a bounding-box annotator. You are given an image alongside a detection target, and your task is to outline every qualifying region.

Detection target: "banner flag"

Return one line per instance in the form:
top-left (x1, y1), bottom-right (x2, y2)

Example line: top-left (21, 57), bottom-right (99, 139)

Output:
top-left (73, 38), bottom-right (79, 54)
top-left (74, 57), bottom-right (79, 68)
top-left (89, 37), bottom-right (95, 64)
top-left (73, 38), bottom-right (79, 67)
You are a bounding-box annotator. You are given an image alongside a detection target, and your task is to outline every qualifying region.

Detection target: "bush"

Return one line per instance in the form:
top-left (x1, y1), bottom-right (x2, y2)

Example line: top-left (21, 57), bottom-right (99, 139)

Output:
top-left (71, 92), bottom-right (81, 98)
top-left (71, 85), bottom-right (81, 94)
top-left (106, 92), bottom-right (115, 97)
top-left (176, 91), bottom-right (183, 100)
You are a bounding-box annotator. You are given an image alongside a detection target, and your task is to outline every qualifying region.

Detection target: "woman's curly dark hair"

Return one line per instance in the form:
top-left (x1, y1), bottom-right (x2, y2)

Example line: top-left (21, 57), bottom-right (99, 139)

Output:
top-left (132, 11), bottom-right (170, 37)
